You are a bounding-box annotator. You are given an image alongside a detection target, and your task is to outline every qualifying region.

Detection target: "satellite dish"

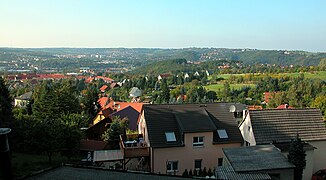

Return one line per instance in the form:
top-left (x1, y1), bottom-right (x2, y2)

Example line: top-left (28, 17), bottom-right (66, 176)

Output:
top-left (229, 105), bottom-right (236, 112)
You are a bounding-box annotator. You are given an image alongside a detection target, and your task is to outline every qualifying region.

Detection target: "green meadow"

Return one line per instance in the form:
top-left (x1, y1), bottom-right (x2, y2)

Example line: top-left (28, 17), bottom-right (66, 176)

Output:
top-left (204, 83), bottom-right (256, 92)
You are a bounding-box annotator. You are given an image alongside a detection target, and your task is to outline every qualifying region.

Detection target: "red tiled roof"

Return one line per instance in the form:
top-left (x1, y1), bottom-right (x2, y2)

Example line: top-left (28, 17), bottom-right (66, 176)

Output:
top-left (159, 74), bottom-right (171, 78)
top-left (110, 82), bottom-right (118, 89)
top-left (104, 102), bottom-right (143, 113)
top-left (85, 77), bottom-right (94, 83)
top-left (248, 105), bottom-right (263, 110)
top-left (277, 104), bottom-right (294, 109)
top-left (263, 92), bottom-right (279, 103)
top-left (100, 85), bottom-right (108, 91)
top-left (95, 76), bottom-right (114, 83)
top-left (97, 97), bottom-right (109, 109)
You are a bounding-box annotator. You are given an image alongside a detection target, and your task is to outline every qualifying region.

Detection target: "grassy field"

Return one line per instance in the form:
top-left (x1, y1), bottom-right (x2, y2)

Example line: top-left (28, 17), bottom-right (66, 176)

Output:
top-left (204, 83), bottom-right (256, 92)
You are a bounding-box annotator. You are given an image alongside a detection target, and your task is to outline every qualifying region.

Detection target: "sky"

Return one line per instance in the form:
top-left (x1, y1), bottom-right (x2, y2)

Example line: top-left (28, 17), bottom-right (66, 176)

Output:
top-left (0, 0), bottom-right (325, 52)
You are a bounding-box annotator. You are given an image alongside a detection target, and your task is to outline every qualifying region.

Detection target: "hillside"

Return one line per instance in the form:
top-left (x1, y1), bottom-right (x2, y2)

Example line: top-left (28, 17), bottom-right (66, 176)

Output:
top-left (1, 48), bottom-right (326, 73)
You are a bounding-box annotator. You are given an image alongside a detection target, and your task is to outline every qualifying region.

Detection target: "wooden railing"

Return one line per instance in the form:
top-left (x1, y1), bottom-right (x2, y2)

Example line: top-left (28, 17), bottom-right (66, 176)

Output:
top-left (119, 135), bottom-right (149, 158)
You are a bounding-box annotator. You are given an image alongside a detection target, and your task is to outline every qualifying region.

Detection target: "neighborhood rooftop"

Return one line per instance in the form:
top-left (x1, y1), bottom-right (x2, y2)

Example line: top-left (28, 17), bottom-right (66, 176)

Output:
top-left (247, 108), bottom-right (326, 144)
top-left (223, 145), bottom-right (295, 172)
top-left (143, 103), bottom-right (243, 148)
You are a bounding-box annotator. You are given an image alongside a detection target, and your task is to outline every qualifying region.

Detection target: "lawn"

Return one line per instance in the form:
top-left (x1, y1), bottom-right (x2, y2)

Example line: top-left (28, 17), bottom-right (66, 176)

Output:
top-left (277, 71), bottom-right (326, 80)
top-left (204, 83), bottom-right (256, 92)
top-left (10, 152), bottom-right (70, 178)
top-left (208, 74), bottom-right (245, 80)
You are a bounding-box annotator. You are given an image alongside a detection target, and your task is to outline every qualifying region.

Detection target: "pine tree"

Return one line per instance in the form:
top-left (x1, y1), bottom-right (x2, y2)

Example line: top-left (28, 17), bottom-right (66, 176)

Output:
top-left (288, 135), bottom-right (306, 180)
top-left (0, 77), bottom-right (12, 127)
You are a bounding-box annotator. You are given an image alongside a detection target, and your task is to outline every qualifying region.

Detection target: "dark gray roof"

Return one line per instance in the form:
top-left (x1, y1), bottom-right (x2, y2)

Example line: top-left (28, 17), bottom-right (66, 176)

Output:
top-left (223, 145), bottom-right (295, 172)
top-left (144, 106), bottom-right (183, 148)
top-left (143, 103), bottom-right (243, 148)
top-left (174, 109), bottom-right (217, 133)
top-left (249, 108), bottom-right (326, 144)
top-left (216, 166), bottom-right (271, 180)
top-left (28, 166), bottom-right (190, 180)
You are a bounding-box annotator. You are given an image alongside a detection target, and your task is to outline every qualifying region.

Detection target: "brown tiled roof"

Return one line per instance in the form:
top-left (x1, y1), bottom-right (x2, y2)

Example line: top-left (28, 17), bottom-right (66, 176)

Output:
top-left (143, 103), bottom-right (243, 148)
top-left (249, 108), bottom-right (326, 144)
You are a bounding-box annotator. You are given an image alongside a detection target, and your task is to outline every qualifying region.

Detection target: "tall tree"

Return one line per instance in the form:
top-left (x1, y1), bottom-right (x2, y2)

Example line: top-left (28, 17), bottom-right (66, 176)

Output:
top-left (0, 77), bottom-right (12, 127)
top-left (81, 85), bottom-right (99, 119)
top-left (288, 135), bottom-right (306, 180)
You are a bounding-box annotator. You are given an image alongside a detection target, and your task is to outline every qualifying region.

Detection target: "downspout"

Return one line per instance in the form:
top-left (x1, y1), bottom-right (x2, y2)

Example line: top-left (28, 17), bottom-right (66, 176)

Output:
top-left (0, 128), bottom-right (13, 180)
top-left (151, 148), bottom-right (154, 173)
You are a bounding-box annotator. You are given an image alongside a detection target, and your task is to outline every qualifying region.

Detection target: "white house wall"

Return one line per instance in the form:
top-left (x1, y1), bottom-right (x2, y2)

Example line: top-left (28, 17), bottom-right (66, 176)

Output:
top-left (309, 140), bottom-right (326, 173)
top-left (282, 148), bottom-right (314, 180)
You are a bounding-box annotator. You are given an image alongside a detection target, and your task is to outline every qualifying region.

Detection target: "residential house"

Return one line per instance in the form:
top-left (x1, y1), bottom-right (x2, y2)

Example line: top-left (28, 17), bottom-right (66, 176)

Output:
top-left (157, 74), bottom-right (171, 81)
top-left (217, 145), bottom-right (294, 180)
top-left (110, 82), bottom-right (119, 89)
top-left (262, 92), bottom-right (279, 105)
top-left (100, 85), bottom-right (109, 92)
top-left (14, 91), bottom-right (32, 107)
top-left (138, 103), bottom-right (243, 175)
top-left (88, 101), bottom-right (143, 139)
top-left (129, 87), bottom-right (142, 98)
top-left (239, 108), bottom-right (326, 179)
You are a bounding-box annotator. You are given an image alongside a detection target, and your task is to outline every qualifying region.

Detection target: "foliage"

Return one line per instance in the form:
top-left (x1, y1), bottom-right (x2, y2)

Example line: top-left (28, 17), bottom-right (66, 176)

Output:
top-left (32, 80), bottom-right (81, 121)
top-left (288, 135), bottom-right (306, 180)
top-left (311, 94), bottom-right (326, 120)
top-left (188, 169), bottom-right (193, 176)
top-left (81, 85), bottom-right (99, 118)
top-left (0, 77), bottom-right (12, 127)
top-left (202, 167), bottom-right (207, 177)
top-left (182, 169), bottom-right (189, 177)
top-left (101, 116), bottom-right (129, 149)
top-left (207, 168), bottom-right (213, 177)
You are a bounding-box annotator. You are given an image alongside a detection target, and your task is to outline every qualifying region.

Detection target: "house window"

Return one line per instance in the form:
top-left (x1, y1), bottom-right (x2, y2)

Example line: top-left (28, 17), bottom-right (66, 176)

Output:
top-left (217, 129), bottom-right (228, 139)
top-left (195, 159), bottom-right (202, 170)
top-left (166, 161), bottom-right (178, 172)
top-left (193, 136), bottom-right (204, 147)
top-left (218, 158), bottom-right (223, 166)
top-left (165, 132), bottom-right (176, 142)
top-left (248, 126), bottom-right (251, 131)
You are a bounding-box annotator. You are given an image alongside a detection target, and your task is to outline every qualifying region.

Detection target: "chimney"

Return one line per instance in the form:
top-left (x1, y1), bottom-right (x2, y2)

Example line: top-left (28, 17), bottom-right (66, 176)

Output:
top-left (285, 104), bottom-right (289, 109)
top-left (0, 128), bottom-right (13, 180)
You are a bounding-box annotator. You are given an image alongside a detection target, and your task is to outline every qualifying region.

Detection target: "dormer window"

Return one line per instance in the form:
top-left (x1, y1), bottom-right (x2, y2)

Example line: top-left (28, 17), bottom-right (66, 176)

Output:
top-left (193, 136), bottom-right (204, 147)
top-left (217, 129), bottom-right (229, 139)
top-left (165, 132), bottom-right (176, 142)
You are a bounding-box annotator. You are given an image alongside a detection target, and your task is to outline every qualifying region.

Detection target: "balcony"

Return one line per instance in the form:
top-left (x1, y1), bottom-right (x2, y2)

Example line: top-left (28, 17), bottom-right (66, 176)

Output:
top-left (120, 134), bottom-right (149, 158)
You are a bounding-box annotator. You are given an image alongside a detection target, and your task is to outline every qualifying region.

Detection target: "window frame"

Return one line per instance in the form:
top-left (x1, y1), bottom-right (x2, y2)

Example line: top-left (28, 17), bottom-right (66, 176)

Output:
top-left (194, 159), bottom-right (202, 170)
top-left (193, 136), bottom-right (204, 147)
top-left (218, 158), bottom-right (223, 166)
top-left (217, 129), bottom-right (229, 139)
top-left (166, 161), bottom-right (178, 172)
top-left (165, 132), bottom-right (176, 142)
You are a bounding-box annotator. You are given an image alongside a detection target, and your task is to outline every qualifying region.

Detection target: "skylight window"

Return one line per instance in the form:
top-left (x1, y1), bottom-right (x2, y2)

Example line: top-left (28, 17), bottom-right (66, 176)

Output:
top-left (165, 132), bottom-right (176, 142)
top-left (217, 129), bottom-right (229, 139)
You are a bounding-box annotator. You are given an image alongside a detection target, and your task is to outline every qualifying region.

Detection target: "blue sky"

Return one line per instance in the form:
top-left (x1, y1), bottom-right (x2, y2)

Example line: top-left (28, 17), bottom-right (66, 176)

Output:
top-left (0, 0), bottom-right (325, 51)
